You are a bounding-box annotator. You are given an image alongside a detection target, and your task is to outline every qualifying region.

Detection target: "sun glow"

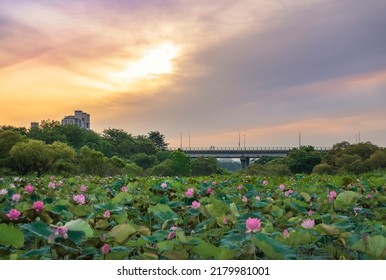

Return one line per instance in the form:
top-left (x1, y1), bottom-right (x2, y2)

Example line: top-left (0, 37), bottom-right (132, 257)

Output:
top-left (106, 43), bottom-right (180, 90)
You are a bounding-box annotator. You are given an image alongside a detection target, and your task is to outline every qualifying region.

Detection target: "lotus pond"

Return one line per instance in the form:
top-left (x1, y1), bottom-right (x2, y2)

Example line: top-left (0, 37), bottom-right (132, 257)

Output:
top-left (0, 174), bottom-right (385, 260)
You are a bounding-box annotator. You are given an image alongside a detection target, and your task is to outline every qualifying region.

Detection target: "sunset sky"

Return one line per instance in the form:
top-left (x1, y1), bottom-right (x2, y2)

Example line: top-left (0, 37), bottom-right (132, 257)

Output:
top-left (1, 0), bottom-right (386, 147)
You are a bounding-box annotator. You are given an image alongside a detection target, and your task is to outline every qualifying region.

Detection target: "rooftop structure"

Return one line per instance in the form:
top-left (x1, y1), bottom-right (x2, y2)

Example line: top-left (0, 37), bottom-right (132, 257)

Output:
top-left (61, 110), bottom-right (90, 129)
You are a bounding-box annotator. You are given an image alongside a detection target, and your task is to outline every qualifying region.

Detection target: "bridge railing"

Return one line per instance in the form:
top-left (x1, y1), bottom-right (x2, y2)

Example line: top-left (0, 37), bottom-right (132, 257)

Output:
top-left (168, 147), bottom-right (331, 152)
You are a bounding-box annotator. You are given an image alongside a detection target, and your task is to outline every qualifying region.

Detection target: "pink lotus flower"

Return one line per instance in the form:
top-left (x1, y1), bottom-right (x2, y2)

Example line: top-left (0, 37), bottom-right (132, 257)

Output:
top-left (242, 195), bottom-right (248, 203)
top-left (11, 193), bottom-right (21, 202)
top-left (55, 226), bottom-right (68, 239)
top-left (328, 191), bottom-right (337, 202)
top-left (0, 189), bottom-right (8, 195)
top-left (167, 225), bottom-right (177, 236)
top-left (25, 184), bottom-right (34, 193)
top-left (301, 219), bottom-right (315, 229)
top-left (33, 201), bottom-right (44, 212)
top-left (255, 196), bottom-right (261, 201)
top-left (279, 184), bottom-right (285, 190)
top-left (80, 185), bottom-right (87, 192)
top-left (223, 217), bottom-right (228, 225)
top-left (283, 229), bottom-right (289, 238)
top-left (206, 187), bottom-right (213, 195)
top-left (73, 194), bottom-right (86, 205)
top-left (263, 180), bottom-right (269, 186)
top-left (6, 208), bottom-right (21, 220)
top-left (237, 185), bottom-right (243, 190)
top-left (167, 225), bottom-right (178, 239)
top-left (167, 231), bottom-right (176, 240)
top-left (211, 181), bottom-right (217, 186)
top-left (48, 182), bottom-right (55, 189)
top-left (170, 225), bottom-right (178, 231)
top-left (55, 181), bottom-right (63, 187)
top-left (9, 183), bottom-right (16, 188)
top-left (101, 243), bottom-right (110, 254)
top-left (160, 182), bottom-right (167, 189)
top-left (185, 188), bottom-right (194, 197)
top-left (103, 210), bottom-right (110, 218)
top-left (284, 189), bottom-right (294, 197)
top-left (245, 218), bottom-right (261, 233)
top-left (48, 234), bottom-right (55, 244)
top-left (366, 194), bottom-right (373, 199)
top-left (191, 200), bottom-right (201, 209)
top-left (308, 210), bottom-right (313, 216)
top-left (121, 186), bottom-right (127, 192)
top-left (49, 176), bottom-right (56, 181)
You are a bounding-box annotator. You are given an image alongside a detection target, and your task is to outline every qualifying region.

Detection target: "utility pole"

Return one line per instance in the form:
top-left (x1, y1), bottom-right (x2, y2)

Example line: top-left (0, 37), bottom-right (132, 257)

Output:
top-left (244, 134), bottom-right (246, 148)
top-left (189, 134), bottom-right (191, 149)
top-left (180, 132), bottom-right (182, 149)
top-left (238, 132), bottom-right (241, 149)
top-left (298, 131), bottom-right (301, 148)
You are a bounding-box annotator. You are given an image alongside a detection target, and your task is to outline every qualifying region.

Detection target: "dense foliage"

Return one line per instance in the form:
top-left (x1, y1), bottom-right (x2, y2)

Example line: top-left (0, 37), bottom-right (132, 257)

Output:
top-left (1, 124), bottom-right (386, 178)
top-left (248, 143), bottom-right (386, 176)
top-left (0, 123), bottom-right (229, 177)
top-left (0, 174), bottom-right (384, 260)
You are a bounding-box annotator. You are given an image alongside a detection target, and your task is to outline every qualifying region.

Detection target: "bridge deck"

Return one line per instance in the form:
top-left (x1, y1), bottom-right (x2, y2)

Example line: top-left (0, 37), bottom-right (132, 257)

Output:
top-left (169, 147), bottom-right (331, 153)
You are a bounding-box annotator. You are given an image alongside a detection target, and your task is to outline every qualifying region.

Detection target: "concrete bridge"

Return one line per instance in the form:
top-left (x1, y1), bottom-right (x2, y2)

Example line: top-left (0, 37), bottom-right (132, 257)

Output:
top-left (168, 147), bottom-right (331, 169)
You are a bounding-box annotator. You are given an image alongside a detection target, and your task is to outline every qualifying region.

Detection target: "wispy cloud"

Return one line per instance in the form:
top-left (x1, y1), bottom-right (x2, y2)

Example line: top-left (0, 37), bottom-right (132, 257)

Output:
top-left (1, 0), bottom-right (385, 147)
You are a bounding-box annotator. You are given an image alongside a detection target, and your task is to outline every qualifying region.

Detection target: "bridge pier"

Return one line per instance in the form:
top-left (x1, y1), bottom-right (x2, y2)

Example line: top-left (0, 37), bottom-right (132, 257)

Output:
top-left (240, 155), bottom-right (250, 170)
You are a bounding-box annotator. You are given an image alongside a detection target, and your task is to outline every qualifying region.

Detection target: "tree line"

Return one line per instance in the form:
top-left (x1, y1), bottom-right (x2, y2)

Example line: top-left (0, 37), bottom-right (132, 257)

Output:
top-left (1, 122), bottom-right (385, 177)
top-left (0, 121), bottom-right (224, 177)
top-left (247, 142), bottom-right (386, 176)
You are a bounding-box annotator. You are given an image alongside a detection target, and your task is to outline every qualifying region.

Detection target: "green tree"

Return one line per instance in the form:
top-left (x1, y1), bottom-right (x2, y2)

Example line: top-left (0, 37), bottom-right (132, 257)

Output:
top-left (149, 159), bottom-right (174, 176)
top-left (312, 163), bottom-right (335, 175)
top-left (345, 142), bottom-right (379, 160)
top-left (170, 150), bottom-right (191, 176)
top-left (217, 160), bottom-right (241, 172)
top-left (58, 124), bottom-right (102, 150)
top-left (101, 128), bottom-right (135, 158)
top-left (0, 125), bottom-right (27, 135)
top-left (133, 136), bottom-right (157, 155)
top-left (191, 157), bottom-right (219, 176)
top-left (131, 153), bottom-right (157, 170)
top-left (148, 131), bottom-right (168, 150)
top-left (287, 146), bottom-right (322, 174)
top-left (9, 140), bottom-right (76, 176)
top-left (124, 163), bottom-right (144, 177)
top-left (0, 130), bottom-right (23, 174)
top-left (107, 156), bottom-right (127, 175)
top-left (78, 146), bottom-right (107, 176)
top-left (365, 150), bottom-right (386, 170)
top-left (28, 120), bottom-right (67, 144)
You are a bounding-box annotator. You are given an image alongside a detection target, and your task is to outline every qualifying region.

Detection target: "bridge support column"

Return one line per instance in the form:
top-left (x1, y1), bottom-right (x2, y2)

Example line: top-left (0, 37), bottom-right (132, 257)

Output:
top-left (240, 155), bottom-right (250, 170)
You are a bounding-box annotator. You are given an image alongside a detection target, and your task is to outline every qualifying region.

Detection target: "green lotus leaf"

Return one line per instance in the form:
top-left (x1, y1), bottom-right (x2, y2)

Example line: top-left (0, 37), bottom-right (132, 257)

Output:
top-left (334, 191), bottom-right (360, 209)
top-left (315, 223), bottom-right (341, 235)
top-left (252, 232), bottom-right (296, 260)
top-left (148, 203), bottom-right (174, 214)
top-left (351, 235), bottom-right (386, 259)
top-left (0, 223), bottom-right (25, 248)
top-left (112, 192), bottom-right (133, 204)
top-left (20, 221), bottom-right (52, 240)
top-left (205, 198), bottom-right (228, 217)
top-left (300, 192), bottom-right (311, 202)
top-left (192, 238), bottom-right (236, 260)
top-left (108, 223), bottom-right (136, 244)
top-left (65, 219), bottom-right (93, 238)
